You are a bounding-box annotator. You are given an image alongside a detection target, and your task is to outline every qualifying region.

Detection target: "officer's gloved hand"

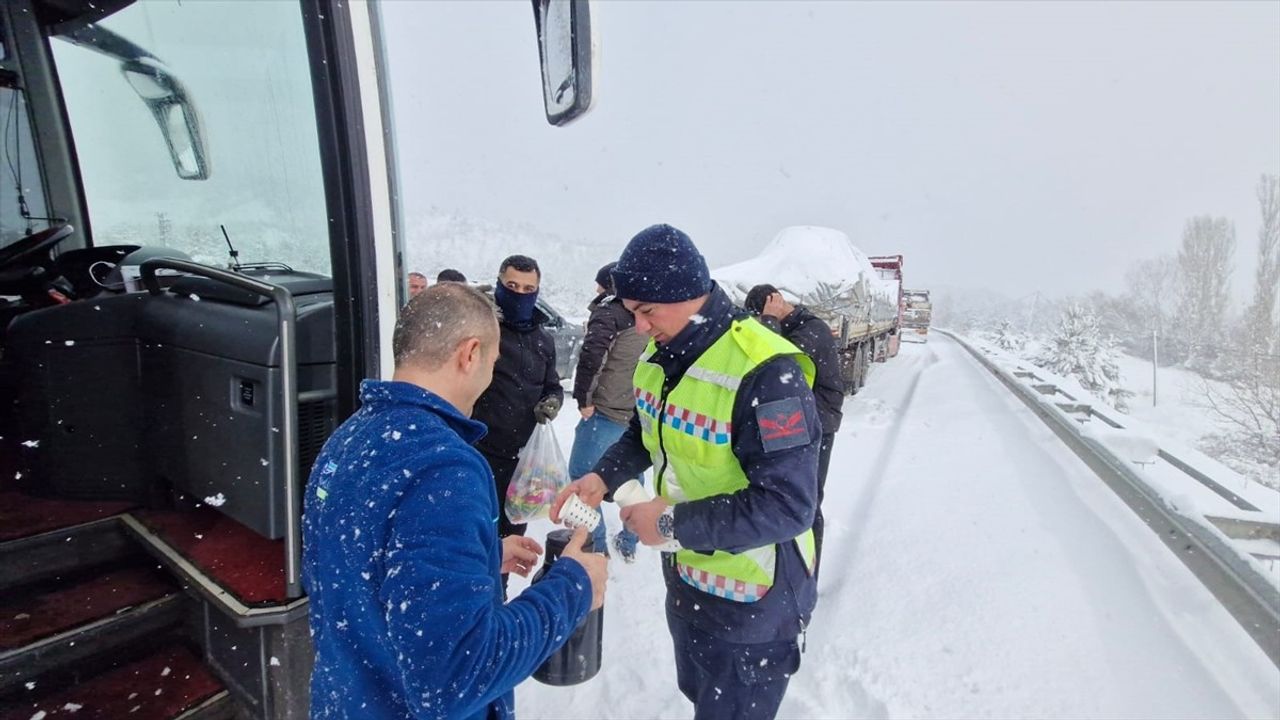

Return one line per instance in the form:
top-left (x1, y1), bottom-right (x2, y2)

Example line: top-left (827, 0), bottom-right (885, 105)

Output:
top-left (533, 395), bottom-right (562, 424)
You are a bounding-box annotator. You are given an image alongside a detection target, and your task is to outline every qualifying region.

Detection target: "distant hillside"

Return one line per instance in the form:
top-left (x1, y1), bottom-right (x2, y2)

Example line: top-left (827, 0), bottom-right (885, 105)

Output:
top-left (403, 213), bottom-right (621, 319)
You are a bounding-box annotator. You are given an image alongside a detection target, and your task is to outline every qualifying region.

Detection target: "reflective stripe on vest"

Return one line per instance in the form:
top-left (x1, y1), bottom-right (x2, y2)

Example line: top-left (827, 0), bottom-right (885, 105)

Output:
top-left (634, 317), bottom-right (817, 602)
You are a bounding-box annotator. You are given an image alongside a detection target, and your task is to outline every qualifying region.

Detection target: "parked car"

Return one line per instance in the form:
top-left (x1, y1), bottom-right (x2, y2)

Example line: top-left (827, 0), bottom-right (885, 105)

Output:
top-left (537, 296), bottom-right (584, 380)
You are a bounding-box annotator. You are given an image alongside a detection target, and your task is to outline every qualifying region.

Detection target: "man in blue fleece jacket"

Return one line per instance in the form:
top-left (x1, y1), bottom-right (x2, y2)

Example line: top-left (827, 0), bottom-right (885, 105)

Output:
top-left (553, 225), bottom-right (820, 720)
top-left (303, 282), bottom-right (607, 720)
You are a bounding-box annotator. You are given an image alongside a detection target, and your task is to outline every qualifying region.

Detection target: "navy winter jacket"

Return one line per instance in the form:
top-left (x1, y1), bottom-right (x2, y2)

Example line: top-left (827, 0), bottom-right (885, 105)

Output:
top-left (592, 285), bottom-right (821, 644)
top-left (303, 380), bottom-right (591, 720)
top-left (472, 311), bottom-right (563, 460)
top-left (780, 305), bottom-right (844, 434)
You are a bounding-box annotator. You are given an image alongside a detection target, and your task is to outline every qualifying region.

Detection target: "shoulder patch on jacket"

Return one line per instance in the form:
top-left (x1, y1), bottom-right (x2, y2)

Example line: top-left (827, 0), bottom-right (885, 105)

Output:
top-left (756, 397), bottom-right (809, 453)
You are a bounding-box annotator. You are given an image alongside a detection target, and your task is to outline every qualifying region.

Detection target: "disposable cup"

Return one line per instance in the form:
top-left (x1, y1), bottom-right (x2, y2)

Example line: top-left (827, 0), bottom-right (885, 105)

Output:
top-left (560, 493), bottom-right (600, 531)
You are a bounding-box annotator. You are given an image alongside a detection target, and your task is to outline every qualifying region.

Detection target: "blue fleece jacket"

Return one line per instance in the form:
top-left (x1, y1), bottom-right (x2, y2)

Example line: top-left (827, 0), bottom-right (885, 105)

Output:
top-left (593, 285), bottom-right (821, 644)
top-left (303, 380), bottom-right (592, 720)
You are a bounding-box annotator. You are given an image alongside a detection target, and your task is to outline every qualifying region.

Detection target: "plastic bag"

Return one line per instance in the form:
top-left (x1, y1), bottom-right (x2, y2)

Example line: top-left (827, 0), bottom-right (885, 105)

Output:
top-left (504, 422), bottom-right (569, 524)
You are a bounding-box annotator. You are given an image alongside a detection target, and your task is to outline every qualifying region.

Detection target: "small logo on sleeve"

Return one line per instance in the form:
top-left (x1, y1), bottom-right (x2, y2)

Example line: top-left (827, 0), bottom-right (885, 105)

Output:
top-left (756, 397), bottom-right (809, 453)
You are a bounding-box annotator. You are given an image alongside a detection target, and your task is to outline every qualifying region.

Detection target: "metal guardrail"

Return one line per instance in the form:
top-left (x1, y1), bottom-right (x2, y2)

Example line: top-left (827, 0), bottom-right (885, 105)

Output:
top-left (940, 329), bottom-right (1280, 669)
top-left (1000, 366), bottom-right (1257, 510)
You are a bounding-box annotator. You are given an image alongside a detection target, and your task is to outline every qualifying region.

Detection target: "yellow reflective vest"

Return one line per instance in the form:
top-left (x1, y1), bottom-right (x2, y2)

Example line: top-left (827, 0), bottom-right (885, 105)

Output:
top-left (633, 317), bottom-right (816, 603)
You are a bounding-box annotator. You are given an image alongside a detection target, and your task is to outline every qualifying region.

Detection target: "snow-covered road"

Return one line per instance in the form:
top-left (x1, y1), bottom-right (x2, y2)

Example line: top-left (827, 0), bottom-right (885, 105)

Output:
top-left (512, 334), bottom-right (1280, 719)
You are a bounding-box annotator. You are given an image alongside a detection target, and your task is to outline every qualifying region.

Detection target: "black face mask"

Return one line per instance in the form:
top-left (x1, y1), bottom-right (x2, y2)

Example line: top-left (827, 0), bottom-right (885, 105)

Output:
top-left (494, 282), bottom-right (539, 327)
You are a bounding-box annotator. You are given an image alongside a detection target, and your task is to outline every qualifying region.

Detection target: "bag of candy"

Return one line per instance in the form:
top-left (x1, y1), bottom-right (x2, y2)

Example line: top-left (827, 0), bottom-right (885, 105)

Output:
top-left (504, 422), bottom-right (569, 524)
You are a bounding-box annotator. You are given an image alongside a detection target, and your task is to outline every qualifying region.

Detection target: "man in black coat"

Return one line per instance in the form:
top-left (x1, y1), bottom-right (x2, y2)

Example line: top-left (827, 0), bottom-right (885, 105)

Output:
top-left (569, 262), bottom-right (648, 559)
top-left (472, 255), bottom-right (563, 543)
top-left (746, 283), bottom-right (844, 570)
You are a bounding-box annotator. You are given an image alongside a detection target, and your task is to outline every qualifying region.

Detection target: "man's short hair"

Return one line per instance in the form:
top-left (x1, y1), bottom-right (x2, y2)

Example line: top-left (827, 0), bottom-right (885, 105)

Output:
top-left (393, 283), bottom-right (498, 369)
top-left (408, 271), bottom-right (427, 280)
top-left (744, 284), bottom-right (778, 316)
top-left (436, 269), bottom-right (466, 283)
top-left (499, 254), bottom-right (540, 279)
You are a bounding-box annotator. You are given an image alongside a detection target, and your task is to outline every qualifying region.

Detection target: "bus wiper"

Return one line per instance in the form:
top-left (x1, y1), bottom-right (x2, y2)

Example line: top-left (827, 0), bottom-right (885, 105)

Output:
top-left (60, 24), bottom-right (210, 180)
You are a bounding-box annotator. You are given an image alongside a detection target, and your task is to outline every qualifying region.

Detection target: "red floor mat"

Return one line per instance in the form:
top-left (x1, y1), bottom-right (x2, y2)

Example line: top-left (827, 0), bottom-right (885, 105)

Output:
top-left (0, 491), bottom-right (134, 543)
top-left (133, 509), bottom-right (287, 606)
top-left (0, 643), bottom-right (223, 720)
top-left (0, 566), bottom-right (176, 651)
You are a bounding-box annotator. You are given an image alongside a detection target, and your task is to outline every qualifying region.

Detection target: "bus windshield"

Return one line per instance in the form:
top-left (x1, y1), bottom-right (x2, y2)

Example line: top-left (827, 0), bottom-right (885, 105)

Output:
top-left (48, 0), bottom-right (330, 274)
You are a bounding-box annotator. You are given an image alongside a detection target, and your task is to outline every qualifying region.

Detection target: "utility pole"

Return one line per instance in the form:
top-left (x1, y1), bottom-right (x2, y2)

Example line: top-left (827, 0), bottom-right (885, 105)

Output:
top-left (1152, 328), bottom-right (1159, 407)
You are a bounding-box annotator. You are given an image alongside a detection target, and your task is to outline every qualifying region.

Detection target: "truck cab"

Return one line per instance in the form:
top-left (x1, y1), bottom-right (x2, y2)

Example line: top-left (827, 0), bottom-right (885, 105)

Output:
top-left (901, 289), bottom-right (932, 341)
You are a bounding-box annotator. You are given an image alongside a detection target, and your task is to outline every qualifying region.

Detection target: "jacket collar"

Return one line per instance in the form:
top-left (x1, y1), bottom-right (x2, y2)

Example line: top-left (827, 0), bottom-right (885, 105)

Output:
top-left (648, 283), bottom-right (742, 383)
top-left (781, 305), bottom-right (816, 333)
top-left (589, 292), bottom-right (618, 311)
top-left (358, 379), bottom-right (488, 444)
top-left (501, 306), bottom-right (550, 333)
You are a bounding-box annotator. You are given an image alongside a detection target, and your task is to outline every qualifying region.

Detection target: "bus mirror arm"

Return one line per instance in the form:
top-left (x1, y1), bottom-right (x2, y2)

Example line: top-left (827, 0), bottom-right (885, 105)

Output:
top-left (61, 24), bottom-right (211, 180)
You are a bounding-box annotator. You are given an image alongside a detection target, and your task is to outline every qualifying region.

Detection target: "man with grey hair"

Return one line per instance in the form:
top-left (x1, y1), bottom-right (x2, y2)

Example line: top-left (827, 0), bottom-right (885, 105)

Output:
top-left (303, 282), bottom-right (607, 719)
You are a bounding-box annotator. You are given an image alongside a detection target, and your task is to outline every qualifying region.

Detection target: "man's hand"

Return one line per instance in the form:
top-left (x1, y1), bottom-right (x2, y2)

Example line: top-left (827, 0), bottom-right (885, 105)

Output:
top-left (501, 535), bottom-right (543, 578)
top-left (579, 405), bottom-right (596, 420)
top-left (533, 395), bottom-right (562, 424)
top-left (550, 473), bottom-right (607, 523)
top-left (763, 291), bottom-right (788, 320)
top-left (560, 527), bottom-right (608, 610)
top-left (620, 497), bottom-right (671, 546)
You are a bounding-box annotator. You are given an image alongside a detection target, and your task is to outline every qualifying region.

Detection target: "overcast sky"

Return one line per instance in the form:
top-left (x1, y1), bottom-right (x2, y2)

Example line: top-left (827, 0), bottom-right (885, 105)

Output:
top-left (381, 0), bottom-right (1280, 303)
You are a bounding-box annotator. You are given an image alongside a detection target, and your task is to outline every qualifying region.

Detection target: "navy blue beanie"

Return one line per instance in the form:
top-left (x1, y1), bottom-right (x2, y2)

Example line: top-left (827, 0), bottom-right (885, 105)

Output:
top-left (611, 224), bottom-right (711, 303)
top-left (595, 261), bottom-right (617, 294)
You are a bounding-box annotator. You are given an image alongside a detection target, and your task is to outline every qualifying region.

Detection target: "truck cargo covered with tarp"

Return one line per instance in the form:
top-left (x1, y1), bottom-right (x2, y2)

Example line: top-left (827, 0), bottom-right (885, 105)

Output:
top-left (713, 226), bottom-right (898, 335)
top-left (712, 226), bottom-right (900, 393)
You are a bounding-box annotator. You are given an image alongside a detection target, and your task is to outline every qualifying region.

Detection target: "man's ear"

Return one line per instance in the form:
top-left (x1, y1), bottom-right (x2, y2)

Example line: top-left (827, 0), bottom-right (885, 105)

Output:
top-left (458, 337), bottom-right (481, 371)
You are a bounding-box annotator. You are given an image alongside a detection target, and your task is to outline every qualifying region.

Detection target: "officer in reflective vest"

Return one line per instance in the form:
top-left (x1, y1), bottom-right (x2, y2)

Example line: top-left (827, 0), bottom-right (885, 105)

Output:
top-left (553, 224), bottom-right (822, 720)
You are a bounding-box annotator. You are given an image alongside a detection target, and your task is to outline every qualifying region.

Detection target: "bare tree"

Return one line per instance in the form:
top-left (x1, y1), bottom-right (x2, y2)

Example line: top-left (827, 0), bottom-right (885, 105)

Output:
top-left (1244, 174), bottom-right (1280, 354)
top-left (1121, 255), bottom-right (1179, 360)
top-left (1175, 216), bottom-right (1236, 369)
top-left (1199, 352), bottom-right (1280, 488)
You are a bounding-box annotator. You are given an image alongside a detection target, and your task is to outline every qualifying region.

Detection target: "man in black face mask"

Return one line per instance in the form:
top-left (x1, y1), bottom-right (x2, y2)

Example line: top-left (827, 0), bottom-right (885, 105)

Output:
top-left (472, 255), bottom-right (564, 553)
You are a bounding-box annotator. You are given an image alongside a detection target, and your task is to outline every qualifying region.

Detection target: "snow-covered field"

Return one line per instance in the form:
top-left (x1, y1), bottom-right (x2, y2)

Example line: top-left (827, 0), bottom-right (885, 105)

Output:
top-left (509, 336), bottom-right (1280, 719)
top-left (1114, 354), bottom-right (1278, 491)
top-left (978, 332), bottom-right (1276, 492)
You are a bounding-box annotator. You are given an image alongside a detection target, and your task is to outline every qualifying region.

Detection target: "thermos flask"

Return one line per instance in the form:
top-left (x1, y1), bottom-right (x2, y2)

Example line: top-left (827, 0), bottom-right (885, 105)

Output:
top-left (531, 528), bottom-right (603, 685)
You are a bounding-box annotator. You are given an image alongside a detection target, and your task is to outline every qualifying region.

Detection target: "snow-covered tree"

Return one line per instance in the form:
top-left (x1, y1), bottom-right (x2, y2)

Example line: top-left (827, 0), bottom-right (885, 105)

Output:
top-left (1243, 174), bottom-right (1280, 355)
top-left (1034, 304), bottom-right (1132, 411)
top-left (1197, 176), bottom-right (1280, 486)
top-left (994, 320), bottom-right (1024, 352)
top-left (1122, 254), bottom-right (1179, 360)
top-left (1175, 216), bottom-right (1235, 369)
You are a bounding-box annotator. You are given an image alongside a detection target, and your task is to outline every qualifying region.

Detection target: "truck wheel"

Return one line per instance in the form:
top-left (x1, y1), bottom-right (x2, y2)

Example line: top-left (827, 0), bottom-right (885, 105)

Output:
top-left (857, 343), bottom-right (870, 390)
top-left (840, 349), bottom-right (858, 395)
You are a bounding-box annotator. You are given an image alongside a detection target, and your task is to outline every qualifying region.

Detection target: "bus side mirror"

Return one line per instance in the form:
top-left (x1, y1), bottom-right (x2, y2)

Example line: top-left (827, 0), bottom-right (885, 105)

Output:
top-left (122, 59), bottom-right (210, 180)
top-left (531, 0), bottom-right (596, 126)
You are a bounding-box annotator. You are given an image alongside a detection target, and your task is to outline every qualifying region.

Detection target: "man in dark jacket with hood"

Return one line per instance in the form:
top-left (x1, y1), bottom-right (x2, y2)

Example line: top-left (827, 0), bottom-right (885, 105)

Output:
top-left (302, 282), bottom-right (606, 720)
top-left (472, 255), bottom-right (564, 543)
top-left (552, 225), bottom-right (821, 720)
top-left (569, 261), bottom-right (649, 560)
top-left (745, 283), bottom-right (844, 569)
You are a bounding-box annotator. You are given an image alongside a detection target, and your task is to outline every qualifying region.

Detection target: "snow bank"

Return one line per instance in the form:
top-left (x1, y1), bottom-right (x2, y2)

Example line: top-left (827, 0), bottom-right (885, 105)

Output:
top-left (712, 226), bottom-right (897, 324)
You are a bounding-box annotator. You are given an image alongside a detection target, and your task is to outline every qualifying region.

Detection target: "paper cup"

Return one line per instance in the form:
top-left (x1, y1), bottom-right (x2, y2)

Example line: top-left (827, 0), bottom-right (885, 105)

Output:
top-left (560, 493), bottom-right (600, 531)
top-left (612, 480), bottom-right (650, 508)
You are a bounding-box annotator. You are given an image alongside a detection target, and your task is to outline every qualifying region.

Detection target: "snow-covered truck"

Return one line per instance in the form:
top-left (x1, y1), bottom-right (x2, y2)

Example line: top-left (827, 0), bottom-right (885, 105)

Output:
top-left (869, 254), bottom-right (905, 359)
top-left (902, 289), bottom-right (932, 341)
top-left (714, 226), bottom-right (899, 394)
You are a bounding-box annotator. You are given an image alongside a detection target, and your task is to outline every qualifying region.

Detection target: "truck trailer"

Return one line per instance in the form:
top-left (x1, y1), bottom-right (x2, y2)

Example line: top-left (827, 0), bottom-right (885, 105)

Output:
top-left (714, 226), bottom-right (899, 395)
